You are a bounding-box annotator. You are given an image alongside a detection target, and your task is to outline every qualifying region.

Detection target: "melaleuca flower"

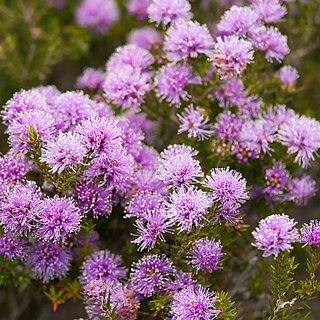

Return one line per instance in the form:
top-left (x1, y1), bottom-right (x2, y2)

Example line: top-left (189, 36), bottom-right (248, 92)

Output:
top-left (0, 152), bottom-right (30, 182)
top-left (188, 238), bottom-right (223, 272)
top-left (147, 0), bottom-right (192, 26)
top-left (217, 5), bottom-right (260, 37)
top-left (165, 271), bottom-right (197, 294)
top-left (278, 115), bottom-right (320, 168)
top-left (214, 112), bottom-right (245, 142)
top-left (237, 95), bottom-right (262, 118)
top-left (264, 162), bottom-right (290, 201)
top-left (286, 176), bottom-right (316, 206)
top-left (127, 0), bottom-right (151, 21)
top-left (133, 169), bottom-right (167, 194)
top-left (300, 220), bottom-right (320, 247)
top-left (157, 146), bottom-right (203, 187)
top-left (106, 44), bottom-right (154, 72)
top-left (252, 214), bottom-right (298, 257)
top-left (0, 181), bottom-right (43, 236)
top-left (36, 85), bottom-right (61, 106)
top-left (170, 285), bottom-right (219, 320)
top-left (76, 68), bottom-right (105, 91)
top-left (0, 232), bottom-right (27, 261)
top-left (239, 119), bottom-right (277, 155)
top-left (76, 0), bottom-right (119, 33)
top-left (213, 36), bottom-right (254, 78)
top-left (74, 180), bottom-right (113, 218)
top-left (76, 115), bottom-right (123, 156)
top-left (26, 242), bottom-right (72, 283)
top-left (277, 65), bottom-right (299, 88)
top-left (166, 186), bottom-right (212, 232)
top-left (160, 144), bottom-right (199, 159)
top-left (134, 146), bottom-right (159, 169)
top-left (80, 250), bottom-right (127, 285)
top-left (7, 109), bottom-right (56, 153)
top-left (154, 64), bottom-right (199, 106)
top-left (164, 20), bottom-right (214, 61)
top-left (128, 27), bottom-right (163, 50)
top-left (34, 196), bottom-right (81, 244)
top-left (178, 105), bottom-right (214, 140)
top-left (215, 77), bottom-right (245, 107)
top-left (41, 132), bottom-right (87, 174)
top-left (204, 167), bottom-right (249, 211)
top-left (249, 26), bottom-right (289, 62)
top-left (251, 0), bottom-right (287, 24)
top-left (263, 104), bottom-right (296, 129)
top-left (130, 254), bottom-right (175, 298)
top-left (103, 66), bottom-right (152, 111)
top-left (132, 211), bottom-right (172, 251)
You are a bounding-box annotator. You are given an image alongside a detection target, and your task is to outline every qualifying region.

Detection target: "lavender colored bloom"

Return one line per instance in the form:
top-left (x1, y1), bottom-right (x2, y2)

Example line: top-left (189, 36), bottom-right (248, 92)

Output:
top-left (7, 110), bottom-right (56, 153)
top-left (104, 66), bottom-right (151, 111)
top-left (165, 271), bottom-right (197, 293)
top-left (76, 0), bottom-right (119, 33)
top-left (170, 285), bottom-right (219, 320)
top-left (277, 65), bottom-right (299, 87)
top-left (154, 64), bottom-right (199, 106)
top-left (128, 27), bottom-right (163, 50)
top-left (160, 144), bottom-right (198, 160)
top-left (239, 119), bottom-right (277, 154)
top-left (278, 115), bottom-right (320, 168)
top-left (0, 181), bottom-right (43, 236)
top-left (134, 146), bottom-right (159, 169)
top-left (27, 242), bottom-right (71, 283)
top-left (0, 152), bottom-right (30, 182)
top-left (147, 0), bottom-right (192, 26)
top-left (0, 232), bottom-right (26, 261)
top-left (133, 168), bottom-right (167, 194)
top-left (164, 20), bottom-right (214, 62)
top-left (251, 0), bottom-right (287, 24)
top-left (76, 68), bottom-right (105, 91)
top-left (252, 214), bottom-right (298, 257)
top-left (217, 5), bottom-right (259, 37)
top-left (213, 36), bottom-right (254, 78)
top-left (250, 26), bottom-right (289, 62)
top-left (178, 105), bottom-right (214, 140)
top-left (237, 95), bottom-right (262, 118)
top-left (215, 77), bottom-right (245, 107)
top-left (166, 186), bottom-right (212, 232)
top-left (214, 112), bottom-right (244, 142)
top-left (300, 220), bottom-right (320, 247)
top-left (34, 196), bottom-right (81, 244)
top-left (80, 250), bottom-right (126, 285)
top-left (287, 176), bottom-right (316, 206)
top-left (41, 132), bottom-right (86, 174)
top-left (36, 85), bottom-right (61, 106)
top-left (263, 104), bottom-right (296, 129)
top-left (106, 44), bottom-right (154, 72)
top-left (74, 180), bottom-right (113, 218)
top-left (127, 0), bottom-right (151, 21)
top-left (157, 145), bottom-right (203, 186)
top-left (130, 254), bottom-right (174, 297)
top-left (231, 143), bottom-right (257, 164)
top-left (188, 238), bottom-right (223, 272)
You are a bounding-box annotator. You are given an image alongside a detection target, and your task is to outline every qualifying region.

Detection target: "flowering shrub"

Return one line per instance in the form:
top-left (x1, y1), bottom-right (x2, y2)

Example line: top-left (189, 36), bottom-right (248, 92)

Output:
top-left (1, 0), bottom-right (320, 319)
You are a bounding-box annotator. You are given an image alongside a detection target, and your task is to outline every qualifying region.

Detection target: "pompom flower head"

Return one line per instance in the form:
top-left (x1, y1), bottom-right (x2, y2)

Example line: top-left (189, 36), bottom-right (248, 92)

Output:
top-left (0, 232), bottom-right (27, 261)
top-left (287, 176), bottom-right (316, 206)
top-left (251, 0), bottom-right (287, 24)
top-left (127, 0), bottom-right (151, 21)
top-left (277, 65), bottom-right (299, 88)
top-left (128, 27), bottom-right (163, 50)
top-left (76, 68), bottom-right (105, 91)
top-left (300, 220), bottom-right (320, 247)
top-left (252, 214), bottom-right (298, 257)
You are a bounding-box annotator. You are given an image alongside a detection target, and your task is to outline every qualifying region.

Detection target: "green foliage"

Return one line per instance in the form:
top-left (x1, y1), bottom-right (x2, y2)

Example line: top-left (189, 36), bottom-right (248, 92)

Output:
top-left (215, 291), bottom-right (237, 320)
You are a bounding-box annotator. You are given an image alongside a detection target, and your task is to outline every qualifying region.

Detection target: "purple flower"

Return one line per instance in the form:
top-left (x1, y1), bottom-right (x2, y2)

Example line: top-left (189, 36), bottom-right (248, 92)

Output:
top-left (252, 214), bottom-right (298, 257)
top-left (130, 254), bottom-right (175, 298)
top-left (26, 242), bottom-right (72, 283)
top-left (263, 104), bottom-right (296, 129)
top-left (0, 152), bottom-right (30, 182)
top-left (36, 85), bottom-right (61, 106)
top-left (213, 36), bottom-right (254, 78)
top-left (287, 176), bottom-right (316, 206)
top-left (76, 68), bottom-right (105, 91)
top-left (215, 77), bottom-right (245, 107)
top-left (154, 64), bottom-right (200, 106)
top-left (147, 0), bottom-right (192, 26)
top-left (127, 0), bottom-right (151, 21)
top-left (165, 271), bottom-right (197, 294)
top-left (170, 285), bottom-right (219, 320)
top-left (0, 232), bottom-right (27, 261)
top-left (178, 105), bottom-right (214, 140)
top-left (251, 0), bottom-right (287, 24)
top-left (166, 186), bottom-right (212, 232)
top-left (80, 250), bottom-right (126, 285)
top-left (189, 238), bottom-right (222, 273)
top-left (300, 220), bottom-right (320, 247)
top-left (76, 0), bottom-right (119, 33)
top-left (277, 65), bottom-right (299, 87)
top-left (41, 132), bottom-right (87, 174)
top-left (164, 20), bottom-right (214, 62)
top-left (128, 27), bottom-right (163, 50)
top-left (0, 181), bottom-right (43, 236)
top-left (278, 115), bottom-right (320, 168)
top-left (74, 180), bottom-right (113, 218)
top-left (34, 196), bottom-right (81, 244)
top-left (103, 66), bottom-right (151, 111)
top-left (217, 5), bottom-right (259, 37)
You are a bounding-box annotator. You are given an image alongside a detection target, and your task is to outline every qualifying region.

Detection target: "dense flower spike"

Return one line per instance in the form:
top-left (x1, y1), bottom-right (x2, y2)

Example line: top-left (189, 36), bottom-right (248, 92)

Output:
top-left (300, 220), bottom-right (320, 247)
top-left (252, 214), bottom-right (298, 257)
